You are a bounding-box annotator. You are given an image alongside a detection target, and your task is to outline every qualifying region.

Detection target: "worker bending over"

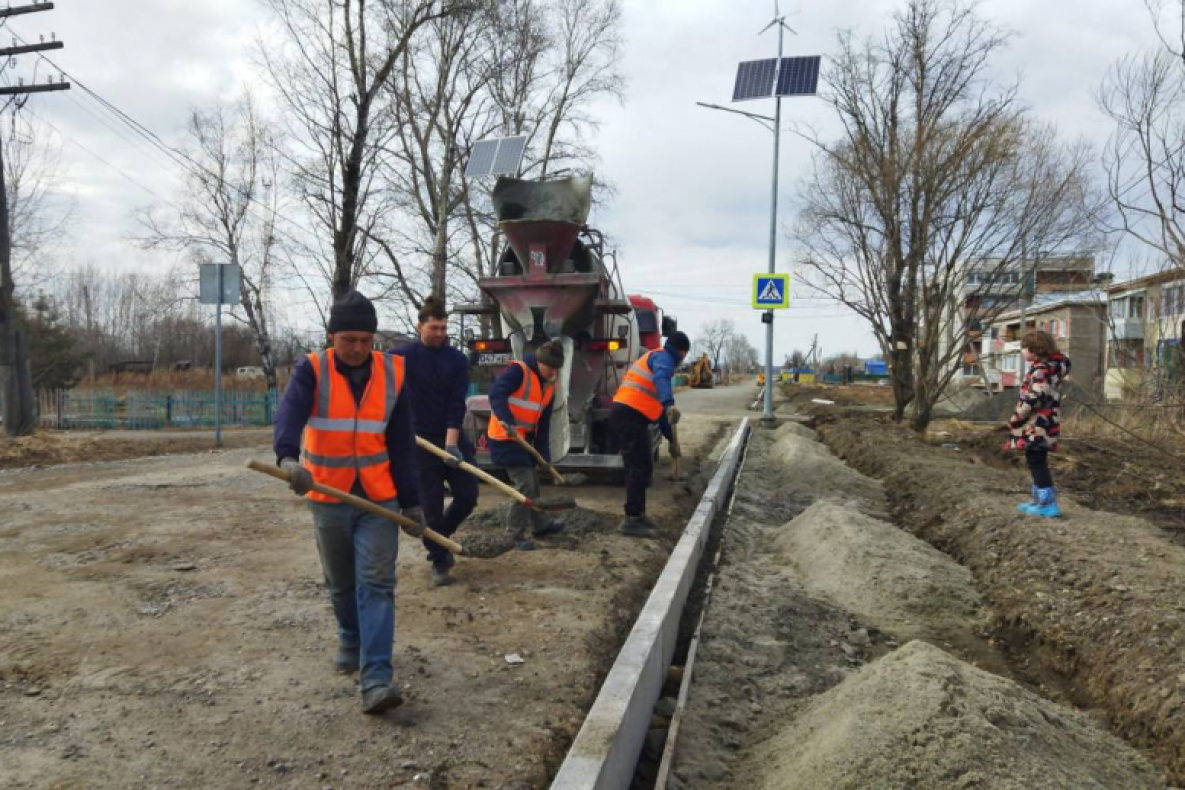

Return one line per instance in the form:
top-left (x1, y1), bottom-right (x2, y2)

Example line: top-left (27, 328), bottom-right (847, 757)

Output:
top-left (273, 290), bottom-right (427, 715)
top-left (610, 331), bottom-right (691, 538)
top-left (486, 341), bottom-right (567, 550)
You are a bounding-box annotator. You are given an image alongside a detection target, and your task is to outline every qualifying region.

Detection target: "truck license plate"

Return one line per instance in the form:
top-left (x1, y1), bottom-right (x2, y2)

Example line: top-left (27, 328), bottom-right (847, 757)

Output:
top-left (478, 352), bottom-right (511, 366)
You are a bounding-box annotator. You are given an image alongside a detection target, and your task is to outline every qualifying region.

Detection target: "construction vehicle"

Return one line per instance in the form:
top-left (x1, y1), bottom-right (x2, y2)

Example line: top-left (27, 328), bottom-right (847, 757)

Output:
top-left (458, 175), bottom-right (676, 474)
top-left (687, 354), bottom-right (715, 389)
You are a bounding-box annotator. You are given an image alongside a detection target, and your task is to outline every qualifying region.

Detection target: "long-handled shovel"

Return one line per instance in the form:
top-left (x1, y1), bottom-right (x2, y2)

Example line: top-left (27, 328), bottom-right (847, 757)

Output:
top-left (415, 437), bottom-right (576, 512)
top-left (247, 460), bottom-right (464, 555)
top-left (668, 422), bottom-right (683, 482)
top-left (511, 435), bottom-right (568, 485)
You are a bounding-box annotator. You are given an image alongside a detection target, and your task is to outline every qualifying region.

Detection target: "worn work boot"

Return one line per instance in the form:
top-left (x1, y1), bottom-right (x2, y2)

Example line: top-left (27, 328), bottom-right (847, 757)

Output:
top-left (431, 563), bottom-right (453, 588)
top-left (361, 685), bottom-right (404, 715)
top-left (512, 531), bottom-right (535, 551)
top-left (1029, 487), bottom-right (1062, 519)
top-left (1017, 484), bottom-right (1041, 515)
top-left (532, 520), bottom-right (566, 539)
top-left (619, 515), bottom-right (659, 539)
top-left (333, 647), bottom-right (359, 675)
top-left (430, 554), bottom-right (455, 588)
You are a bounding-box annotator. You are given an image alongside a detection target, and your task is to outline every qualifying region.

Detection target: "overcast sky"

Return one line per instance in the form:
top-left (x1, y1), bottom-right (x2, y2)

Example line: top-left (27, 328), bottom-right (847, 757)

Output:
top-left (4, 0), bottom-right (1166, 360)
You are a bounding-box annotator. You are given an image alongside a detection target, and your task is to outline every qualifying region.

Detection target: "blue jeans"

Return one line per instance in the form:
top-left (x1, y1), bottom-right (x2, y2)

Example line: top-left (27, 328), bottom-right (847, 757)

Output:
top-left (308, 498), bottom-right (400, 691)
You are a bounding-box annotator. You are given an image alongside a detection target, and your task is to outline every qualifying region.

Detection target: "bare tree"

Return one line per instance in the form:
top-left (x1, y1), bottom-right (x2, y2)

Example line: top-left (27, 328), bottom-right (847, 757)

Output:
top-left (259, 0), bottom-right (459, 305)
top-left (695, 318), bottom-right (735, 369)
top-left (1099, 16), bottom-right (1185, 271)
top-left (5, 114), bottom-right (72, 290)
top-left (795, 0), bottom-right (1097, 430)
top-left (378, 5), bottom-right (504, 309)
top-left (140, 96), bottom-right (285, 393)
top-left (455, 0), bottom-right (625, 283)
top-left (724, 331), bottom-right (758, 375)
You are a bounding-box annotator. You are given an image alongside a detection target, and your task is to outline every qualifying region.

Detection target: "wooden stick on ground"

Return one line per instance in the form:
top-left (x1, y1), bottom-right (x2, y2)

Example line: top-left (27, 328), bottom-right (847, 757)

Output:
top-left (246, 460), bottom-right (464, 555)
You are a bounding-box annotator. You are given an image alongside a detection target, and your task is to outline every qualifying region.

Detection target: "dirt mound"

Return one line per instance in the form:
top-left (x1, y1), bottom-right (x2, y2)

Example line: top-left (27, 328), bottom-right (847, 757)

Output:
top-left (822, 415), bottom-right (1185, 783)
top-left (774, 500), bottom-right (983, 641)
top-left (742, 640), bottom-right (1163, 789)
top-left (771, 421), bottom-right (818, 441)
top-left (761, 430), bottom-right (885, 518)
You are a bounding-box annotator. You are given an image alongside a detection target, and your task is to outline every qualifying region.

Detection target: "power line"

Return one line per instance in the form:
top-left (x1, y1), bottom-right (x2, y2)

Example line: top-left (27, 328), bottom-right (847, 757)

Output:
top-left (20, 105), bottom-right (170, 203)
top-left (9, 29), bottom-right (313, 245)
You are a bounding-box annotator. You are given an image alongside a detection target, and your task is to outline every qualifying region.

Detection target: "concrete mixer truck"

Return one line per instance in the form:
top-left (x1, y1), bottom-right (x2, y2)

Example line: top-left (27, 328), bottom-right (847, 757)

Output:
top-left (457, 175), bottom-right (677, 474)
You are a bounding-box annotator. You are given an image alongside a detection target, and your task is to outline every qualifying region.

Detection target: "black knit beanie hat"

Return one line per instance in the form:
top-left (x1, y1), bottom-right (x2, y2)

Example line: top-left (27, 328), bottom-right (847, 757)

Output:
top-left (535, 341), bottom-right (565, 368)
top-left (328, 291), bottom-right (378, 334)
top-left (665, 331), bottom-right (691, 354)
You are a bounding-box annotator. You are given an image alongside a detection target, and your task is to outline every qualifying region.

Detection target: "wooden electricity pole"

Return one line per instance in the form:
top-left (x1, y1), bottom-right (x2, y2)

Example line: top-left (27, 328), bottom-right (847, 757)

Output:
top-left (0, 1), bottom-right (69, 436)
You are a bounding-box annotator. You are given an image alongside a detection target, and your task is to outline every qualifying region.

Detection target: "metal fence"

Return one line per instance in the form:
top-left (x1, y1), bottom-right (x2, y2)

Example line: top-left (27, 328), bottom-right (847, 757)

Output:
top-left (37, 389), bottom-right (277, 430)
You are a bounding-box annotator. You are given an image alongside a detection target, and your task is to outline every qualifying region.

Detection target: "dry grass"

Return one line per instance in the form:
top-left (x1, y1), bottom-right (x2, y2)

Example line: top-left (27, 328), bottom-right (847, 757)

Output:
top-left (82, 369), bottom-right (289, 392)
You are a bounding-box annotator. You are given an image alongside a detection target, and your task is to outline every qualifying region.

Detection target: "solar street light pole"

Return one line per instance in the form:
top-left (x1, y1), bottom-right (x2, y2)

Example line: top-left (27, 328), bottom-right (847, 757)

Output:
top-left (761, 17), bottom-right (786, 429)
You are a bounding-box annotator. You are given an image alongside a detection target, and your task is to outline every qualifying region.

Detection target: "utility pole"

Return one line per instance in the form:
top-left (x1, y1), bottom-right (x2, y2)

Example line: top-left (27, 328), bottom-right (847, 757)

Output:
top-left (759, 14), bottom-right (787, 428)
top-left (0, 2), bottom-right (69, 436)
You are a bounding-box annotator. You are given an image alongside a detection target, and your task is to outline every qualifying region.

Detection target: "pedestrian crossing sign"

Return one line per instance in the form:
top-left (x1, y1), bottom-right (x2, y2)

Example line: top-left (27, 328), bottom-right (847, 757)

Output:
top-left (752, 273), bottom-right (791, 309)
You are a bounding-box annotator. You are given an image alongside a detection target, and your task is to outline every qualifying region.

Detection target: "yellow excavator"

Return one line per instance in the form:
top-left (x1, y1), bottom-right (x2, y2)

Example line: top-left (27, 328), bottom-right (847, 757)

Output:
top-left (687, 354), bottom-right (714, 389)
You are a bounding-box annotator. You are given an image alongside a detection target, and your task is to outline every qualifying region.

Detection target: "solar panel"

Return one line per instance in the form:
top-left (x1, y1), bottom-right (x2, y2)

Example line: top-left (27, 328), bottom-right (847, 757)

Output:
top-left (491, 135), bottom-right (527, 176)
top-left (465, 139), bottom-right (499, 178)
top-left (775, 56), bottom-right (821, 97)
top-left (466, 135), bottom-right (528, 177)
top-left (732, 58), bottom-right (777, 102)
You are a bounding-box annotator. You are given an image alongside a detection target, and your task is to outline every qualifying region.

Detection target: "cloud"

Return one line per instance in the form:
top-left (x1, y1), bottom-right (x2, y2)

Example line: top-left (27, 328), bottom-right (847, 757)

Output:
top-left (10, 0), bottom-right (1167, 361)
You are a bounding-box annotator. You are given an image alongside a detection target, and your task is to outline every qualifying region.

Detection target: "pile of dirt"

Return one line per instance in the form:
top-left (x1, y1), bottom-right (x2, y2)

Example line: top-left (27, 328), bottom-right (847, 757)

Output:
top-left (739, 640), bottom-right (1164, 790)
top-left (774, 500), bottom-right (984, 642)
top-left (669, 428), bottom-right (890, 788)
top-left (821, 415), bottom-right (1185, 783)
top-left (759, 423), bottom-right (887, 519)
top-left (668, 560), bottom-right (879, 789)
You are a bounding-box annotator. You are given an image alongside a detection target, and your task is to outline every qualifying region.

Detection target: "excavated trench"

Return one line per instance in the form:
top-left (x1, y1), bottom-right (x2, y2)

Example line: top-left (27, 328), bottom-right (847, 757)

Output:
top-left (657, 419), bottom-right (1165, 789)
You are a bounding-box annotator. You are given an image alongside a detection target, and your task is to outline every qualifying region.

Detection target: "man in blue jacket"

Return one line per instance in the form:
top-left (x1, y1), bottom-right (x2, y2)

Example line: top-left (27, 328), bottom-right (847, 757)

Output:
top-left (391, 296), bottom-right (478, 587)
top-left (486, 341), bottom-right (566, 550)
top-left (610, 331), bottom-right (690, 538)
top-left (273, 290), bottom-right (426, 715)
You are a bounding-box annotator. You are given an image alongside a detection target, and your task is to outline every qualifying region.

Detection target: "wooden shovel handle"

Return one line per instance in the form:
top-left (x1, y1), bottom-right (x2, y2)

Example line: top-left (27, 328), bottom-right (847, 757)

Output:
top-left (415, 436), bottom-right (540, 511)
top-left (512, 435), bottom-right (566, 484)
top-left (246, 460), bottom-right (463, 555)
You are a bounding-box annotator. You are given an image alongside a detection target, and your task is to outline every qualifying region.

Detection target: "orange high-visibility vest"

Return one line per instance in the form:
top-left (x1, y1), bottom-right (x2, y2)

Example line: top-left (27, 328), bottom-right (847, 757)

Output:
top-left (301, 349), bottom-right (405, 503)
top-left (614, 351), bottom-right (664, 420)
top-left (487, 360), bottom-right (554, 442)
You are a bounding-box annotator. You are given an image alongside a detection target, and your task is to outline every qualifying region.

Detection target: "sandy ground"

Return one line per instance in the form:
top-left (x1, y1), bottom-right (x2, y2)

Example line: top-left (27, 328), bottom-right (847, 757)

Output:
top-left (0, 385), bottom-right (753, 789)
top-left (669, 411), bottom-right (1164, 788)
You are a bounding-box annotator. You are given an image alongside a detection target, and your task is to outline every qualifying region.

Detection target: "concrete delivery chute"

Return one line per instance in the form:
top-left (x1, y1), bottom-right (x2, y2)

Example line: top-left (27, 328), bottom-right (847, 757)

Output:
top-left (458, 175), bottom-right (677, 474)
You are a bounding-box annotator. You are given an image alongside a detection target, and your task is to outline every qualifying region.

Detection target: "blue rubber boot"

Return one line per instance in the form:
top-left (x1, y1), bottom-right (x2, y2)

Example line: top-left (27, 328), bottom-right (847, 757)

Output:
top-left (1017, 484), bottom-right (1040, 515)
top-left (1029, 487), bottom-right (1061, 518)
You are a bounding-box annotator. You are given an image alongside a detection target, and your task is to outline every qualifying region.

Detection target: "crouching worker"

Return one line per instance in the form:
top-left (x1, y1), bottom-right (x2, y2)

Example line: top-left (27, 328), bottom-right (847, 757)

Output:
top-left (272, 290), bottom-right (428, 714)
top-left (609, 330), bottom-right (691, 538)
top-left (486, 341), bottom-right (567, 550)
top-left (1007, 330), bottom-right (1071, 519)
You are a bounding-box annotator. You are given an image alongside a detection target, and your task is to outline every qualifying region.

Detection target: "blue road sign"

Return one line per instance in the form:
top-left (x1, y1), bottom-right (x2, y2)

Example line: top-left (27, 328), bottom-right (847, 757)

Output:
top-left (752, 273), bottom-right (790, 309)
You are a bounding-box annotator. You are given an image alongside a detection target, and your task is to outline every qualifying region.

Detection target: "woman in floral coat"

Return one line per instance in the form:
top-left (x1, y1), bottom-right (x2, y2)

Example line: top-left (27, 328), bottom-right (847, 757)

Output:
top-left (1006, 330), bottom-right (1071, 518)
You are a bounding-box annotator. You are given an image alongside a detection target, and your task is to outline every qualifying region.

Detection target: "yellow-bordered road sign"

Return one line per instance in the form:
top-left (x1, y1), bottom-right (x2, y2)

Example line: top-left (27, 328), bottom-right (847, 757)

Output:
top-left (752, 273), bottom-right (790, 309)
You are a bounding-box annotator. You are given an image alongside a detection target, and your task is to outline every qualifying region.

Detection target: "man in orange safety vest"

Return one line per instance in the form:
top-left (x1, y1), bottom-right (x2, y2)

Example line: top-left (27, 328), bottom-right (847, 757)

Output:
top-left (272, 290), bottom-right (428, 715)
top-left (486, 341), bottom-right (567, 550)
top-left (610, 330), bottom-right (690, 537)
